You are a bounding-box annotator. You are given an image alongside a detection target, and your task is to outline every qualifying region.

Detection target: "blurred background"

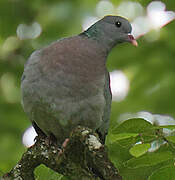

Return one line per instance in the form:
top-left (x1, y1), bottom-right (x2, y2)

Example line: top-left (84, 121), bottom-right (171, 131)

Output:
top-left (0, 0), bottom-right (174, 176)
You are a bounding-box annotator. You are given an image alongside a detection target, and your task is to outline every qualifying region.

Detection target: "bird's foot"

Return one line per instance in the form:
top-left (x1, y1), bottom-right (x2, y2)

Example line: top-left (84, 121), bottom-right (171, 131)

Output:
top-left (62, 138), bottom-right (69, 149)
top-left (58, 138), bottom-right (70, 156)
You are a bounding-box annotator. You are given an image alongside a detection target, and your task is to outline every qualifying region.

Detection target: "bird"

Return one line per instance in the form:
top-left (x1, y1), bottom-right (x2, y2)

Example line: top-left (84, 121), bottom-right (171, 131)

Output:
top-left (21, 16), bottom-right (137, 145)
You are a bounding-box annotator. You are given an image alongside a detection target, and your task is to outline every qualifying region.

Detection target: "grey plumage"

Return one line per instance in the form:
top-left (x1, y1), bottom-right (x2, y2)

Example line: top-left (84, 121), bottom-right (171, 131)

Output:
top-left (21, 16), bottom-right (137, 144)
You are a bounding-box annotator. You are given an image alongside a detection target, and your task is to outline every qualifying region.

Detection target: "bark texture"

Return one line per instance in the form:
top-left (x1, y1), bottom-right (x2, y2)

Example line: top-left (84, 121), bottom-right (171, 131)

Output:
top-left (2, 126), bottom-right (122, 180)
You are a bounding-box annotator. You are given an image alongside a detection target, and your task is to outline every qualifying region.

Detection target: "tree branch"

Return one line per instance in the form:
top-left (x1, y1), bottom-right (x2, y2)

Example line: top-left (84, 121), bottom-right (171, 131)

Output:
top-left (2, 126), bottom-right (122, 180)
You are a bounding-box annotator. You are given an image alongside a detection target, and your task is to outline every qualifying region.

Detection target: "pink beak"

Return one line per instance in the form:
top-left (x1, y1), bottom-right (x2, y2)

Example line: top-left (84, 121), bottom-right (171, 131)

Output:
top-left (128, 34), bottom-right (138, 47)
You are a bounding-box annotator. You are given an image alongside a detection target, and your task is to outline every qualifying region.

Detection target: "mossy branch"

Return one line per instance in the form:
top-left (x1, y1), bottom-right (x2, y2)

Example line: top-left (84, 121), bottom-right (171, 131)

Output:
top-left (2, 126), bottom-right (122, 180)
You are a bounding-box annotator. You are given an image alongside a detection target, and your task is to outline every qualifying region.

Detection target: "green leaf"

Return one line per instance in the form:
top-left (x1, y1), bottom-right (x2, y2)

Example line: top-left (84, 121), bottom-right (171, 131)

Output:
top-left (129, 143), bottom-right (151, 157)
top-left (109, 133), bottom-right (139, 143)
top-left (112, 118), bottom-right (153, 134)
top-left (35, 165), bottom-right (63, 180)
top-left (125, 151), bottom-right (173, 169)
top-left (107, 142), bottom-right (133, 166)
top-left (166, 136), bottom-right (175, 143)
top-left (148, 166), bottom-right (175, 180)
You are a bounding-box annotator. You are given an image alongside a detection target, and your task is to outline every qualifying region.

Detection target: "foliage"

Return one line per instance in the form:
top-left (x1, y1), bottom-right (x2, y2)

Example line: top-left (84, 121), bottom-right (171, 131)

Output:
top-left (107, 118), bottom-right (175, 179)
top-left (0, 0), bottom-right (175, 179)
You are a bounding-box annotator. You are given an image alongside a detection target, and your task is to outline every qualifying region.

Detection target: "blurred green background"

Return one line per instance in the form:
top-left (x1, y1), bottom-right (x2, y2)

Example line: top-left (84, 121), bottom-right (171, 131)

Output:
top-left (0, 0), bottom-right (175, 178)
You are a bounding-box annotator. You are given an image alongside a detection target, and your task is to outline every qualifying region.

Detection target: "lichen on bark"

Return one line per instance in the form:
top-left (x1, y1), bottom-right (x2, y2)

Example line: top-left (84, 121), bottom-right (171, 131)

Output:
top-left (2, 126), bottom-right (122, 180)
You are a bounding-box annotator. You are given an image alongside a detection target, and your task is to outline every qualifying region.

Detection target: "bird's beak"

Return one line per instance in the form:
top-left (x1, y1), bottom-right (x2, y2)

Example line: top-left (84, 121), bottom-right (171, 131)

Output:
top-left (128, 34), bottom-right (138, 47)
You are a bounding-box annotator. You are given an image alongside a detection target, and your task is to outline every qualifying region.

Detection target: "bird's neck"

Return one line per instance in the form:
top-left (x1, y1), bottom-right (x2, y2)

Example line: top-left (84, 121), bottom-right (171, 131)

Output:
top-left (81, 24), bottom-right (117, 53)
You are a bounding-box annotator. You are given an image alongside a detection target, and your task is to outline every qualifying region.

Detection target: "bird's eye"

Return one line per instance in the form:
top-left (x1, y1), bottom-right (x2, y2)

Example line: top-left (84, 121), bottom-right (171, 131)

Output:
top-left (115, 21), bottom-right (122, 28)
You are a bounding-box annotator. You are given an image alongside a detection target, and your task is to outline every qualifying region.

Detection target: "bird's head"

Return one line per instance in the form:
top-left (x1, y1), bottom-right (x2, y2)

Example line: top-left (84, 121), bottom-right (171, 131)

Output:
top-left (84, 16), bottom-right (137, 50)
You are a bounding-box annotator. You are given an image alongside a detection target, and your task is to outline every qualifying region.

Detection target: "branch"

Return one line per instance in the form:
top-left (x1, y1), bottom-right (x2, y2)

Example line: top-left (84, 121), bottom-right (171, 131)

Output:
top-left (2, 126), bottom-right (122, 180)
